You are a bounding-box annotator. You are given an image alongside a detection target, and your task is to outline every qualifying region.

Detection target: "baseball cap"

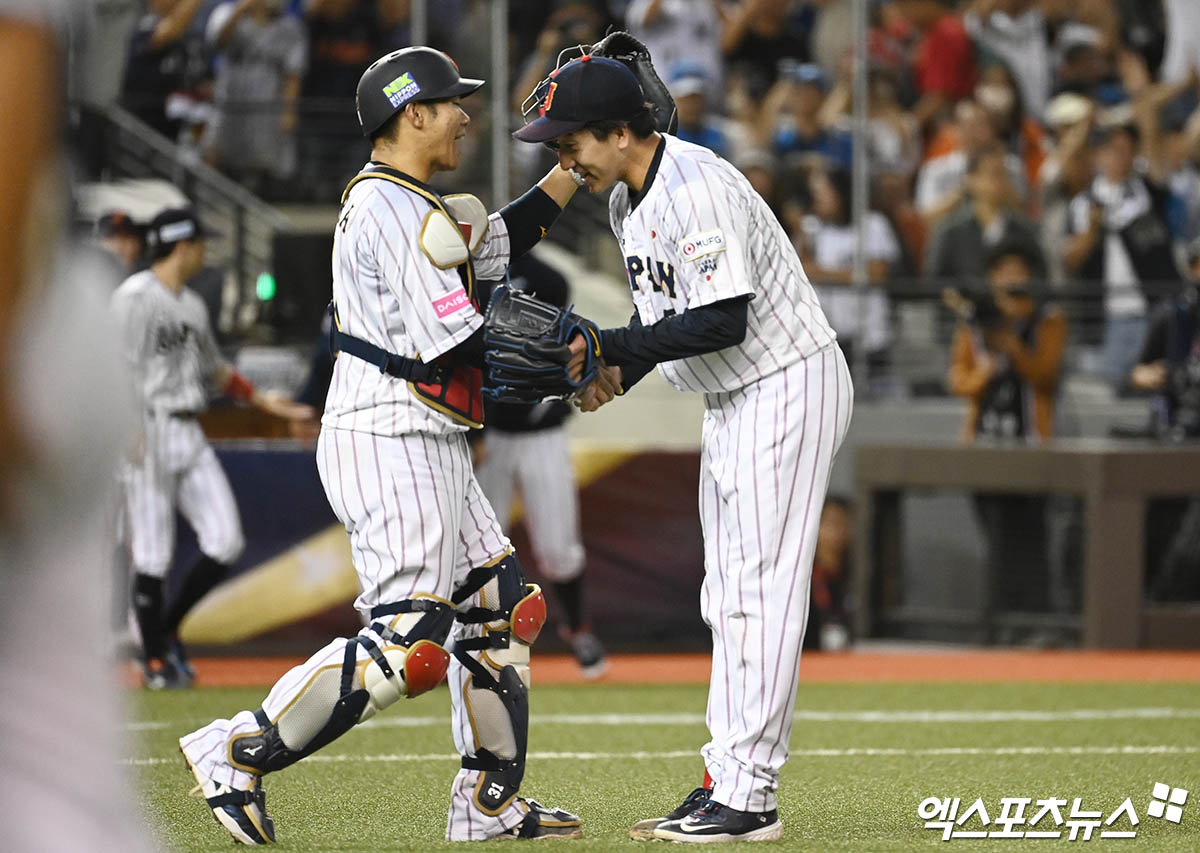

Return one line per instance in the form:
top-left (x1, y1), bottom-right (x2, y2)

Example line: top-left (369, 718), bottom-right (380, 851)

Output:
top-left (668, 61), bottom-right (709, 99)
top-left (145, 208), bottom-right (217, 252)
top-left (95, 209), bottom-right (139, 238)
top-left (513, 55), bottom-right (645, 144)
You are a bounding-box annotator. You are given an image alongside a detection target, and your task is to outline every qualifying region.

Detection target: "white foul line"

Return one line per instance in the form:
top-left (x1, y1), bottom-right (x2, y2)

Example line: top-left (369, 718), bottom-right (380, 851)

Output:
top-left (122, 744), bottom-right (1200, 767)
top-left (129, 707), bottom-right (1200, 731)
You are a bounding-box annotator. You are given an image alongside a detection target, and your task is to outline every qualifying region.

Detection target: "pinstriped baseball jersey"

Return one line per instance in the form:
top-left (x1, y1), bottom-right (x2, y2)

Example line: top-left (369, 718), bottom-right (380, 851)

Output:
top-left (322, 163), bottom-right (511, 436)
top-left (609, 134), bottom-right (836, 393)
top-left (111, 270), bottom-right (224, 413)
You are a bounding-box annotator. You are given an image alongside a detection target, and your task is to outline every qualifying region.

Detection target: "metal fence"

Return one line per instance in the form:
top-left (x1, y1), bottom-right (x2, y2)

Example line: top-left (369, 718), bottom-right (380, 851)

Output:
top-left (98, 104), bottom-right (294, 319)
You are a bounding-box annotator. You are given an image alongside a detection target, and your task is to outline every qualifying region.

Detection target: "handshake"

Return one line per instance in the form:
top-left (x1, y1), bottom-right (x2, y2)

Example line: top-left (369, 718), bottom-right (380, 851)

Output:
top-left (482, 286), bottom-right (621, 412)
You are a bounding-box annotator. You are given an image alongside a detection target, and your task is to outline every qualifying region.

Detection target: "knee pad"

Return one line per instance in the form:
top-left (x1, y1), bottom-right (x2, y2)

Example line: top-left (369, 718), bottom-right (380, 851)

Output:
top-left (229, 596), bottom-right (454, 776)
top-left (451, 554), bottom-right (547, 814)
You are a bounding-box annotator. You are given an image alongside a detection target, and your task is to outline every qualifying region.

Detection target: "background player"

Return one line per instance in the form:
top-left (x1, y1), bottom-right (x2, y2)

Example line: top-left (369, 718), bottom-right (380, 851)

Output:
top-left (178, 47), bottom-right (590, 844)
top-left (475, 255), bottom-right (608, 679)
top-left (111, 207), bottom-right (314, 689)
top-left (515, 55), bottom-right (853, 843)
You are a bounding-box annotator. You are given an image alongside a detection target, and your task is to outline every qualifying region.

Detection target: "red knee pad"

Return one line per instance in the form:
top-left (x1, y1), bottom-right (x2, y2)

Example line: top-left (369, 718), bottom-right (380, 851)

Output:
top-left (403, 639), bottom-right (451, 696)
top-left (510, 584), bottom-right (547, 644)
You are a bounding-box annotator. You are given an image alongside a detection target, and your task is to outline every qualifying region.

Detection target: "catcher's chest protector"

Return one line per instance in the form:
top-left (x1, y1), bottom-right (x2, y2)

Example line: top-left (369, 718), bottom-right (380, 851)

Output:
top-left (341, 166), bottom-right (486, 428)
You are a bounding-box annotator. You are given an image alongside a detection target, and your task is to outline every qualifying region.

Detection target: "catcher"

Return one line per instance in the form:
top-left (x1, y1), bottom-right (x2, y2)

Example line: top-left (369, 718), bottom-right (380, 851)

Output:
top-left (179, 45), bottom-right (610, 845)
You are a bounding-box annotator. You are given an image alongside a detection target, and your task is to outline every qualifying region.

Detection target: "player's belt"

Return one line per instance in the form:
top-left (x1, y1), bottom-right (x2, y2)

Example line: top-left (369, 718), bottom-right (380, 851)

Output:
top-left (147, 409), bottom-right (200, 420)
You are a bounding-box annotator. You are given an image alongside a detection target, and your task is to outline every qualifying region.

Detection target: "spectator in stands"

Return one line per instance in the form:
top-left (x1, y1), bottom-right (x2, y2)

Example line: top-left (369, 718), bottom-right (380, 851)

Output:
top-left (916, 99), bottom-right (1027, 224)
top-left (298, 0), bottom-right (406, 199)
top-left (510, 4), bottom-right (605, 115)
top-left (948, 241), bottom-right (1066, 441)
top-left (667, 63), bottom-right (730, 158)
top-left (926, 144), bottom-right (1045, 284)
top-left (1160, 0), bottom-right (1200, 86)
top-left (803, 495), bottom-right (854, 652)
top-left (1064, 121), bottom-right (1181, 388)
top-left (1130, 273), bottom-right (1200, 439)
top-left (947, 242), bottom-right (1067, 634)
top-left (964, 0), bottom-right (1051, 123)
top-left (202, 0), bottom-right (308, 197)
top-left (121, 0), bottom-right (209, 141)
top-left (975, 60), bottom-right (1047, 200)
top-left (1053, 22), bottom-right (1126, 106)
top-left (721, 0), bottom-right (811, 99)
top-left (757, 61), bottom-right (852, 171)
top-left (820, 61), bottom-right (921, 181)
top-left (1039, 93), bottom-right (1098, 284)
top-left (794, 168), bottom-right (899, 390)
top-left (882, 0), bottom-right (977, 128)
top-left (625, 0), bottom-right (724, 94)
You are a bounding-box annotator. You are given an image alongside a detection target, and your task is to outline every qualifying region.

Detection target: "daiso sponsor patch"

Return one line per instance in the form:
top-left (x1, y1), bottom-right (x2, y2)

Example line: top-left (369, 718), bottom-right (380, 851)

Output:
top-left (433, 287), bottom-right (470, 318)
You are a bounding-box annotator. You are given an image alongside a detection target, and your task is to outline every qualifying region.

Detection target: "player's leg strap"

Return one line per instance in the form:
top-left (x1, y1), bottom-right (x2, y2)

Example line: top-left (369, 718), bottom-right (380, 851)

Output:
top-left (228, 596), bottom-right (455, 776)
top-left (451, 554), bottom-right (547, 815)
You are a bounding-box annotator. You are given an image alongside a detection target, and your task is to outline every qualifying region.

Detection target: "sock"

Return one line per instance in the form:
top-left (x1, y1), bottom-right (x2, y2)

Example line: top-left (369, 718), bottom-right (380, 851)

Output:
top-left (163, 556), bottom-right (229, 638)
top-left (132, 572), bottom-right (166, 661)
top-left (552, 577), bottom-right (586, 633)
top-left (703, 770), bottom-right (714, 790)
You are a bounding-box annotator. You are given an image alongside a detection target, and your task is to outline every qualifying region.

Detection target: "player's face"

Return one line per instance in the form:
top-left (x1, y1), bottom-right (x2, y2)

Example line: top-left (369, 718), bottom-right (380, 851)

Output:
top-left (424, 97), bottom-right (470, 172)
top-left (180, 239), bottom-right (206, 278)
top-left (551, 129), bottom-right (626, 193)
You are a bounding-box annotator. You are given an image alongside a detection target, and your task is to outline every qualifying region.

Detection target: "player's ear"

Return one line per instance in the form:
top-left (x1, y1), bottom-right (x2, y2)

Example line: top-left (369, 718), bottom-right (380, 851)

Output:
top-left (404, 101), bottom-right (424, 129)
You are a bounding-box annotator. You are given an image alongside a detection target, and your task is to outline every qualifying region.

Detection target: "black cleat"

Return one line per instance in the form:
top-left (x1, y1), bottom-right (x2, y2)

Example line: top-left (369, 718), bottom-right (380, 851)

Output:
top-left (628, 786), bottom-right (713, 841)
top-left (653, 800), bottom-right (782, 843)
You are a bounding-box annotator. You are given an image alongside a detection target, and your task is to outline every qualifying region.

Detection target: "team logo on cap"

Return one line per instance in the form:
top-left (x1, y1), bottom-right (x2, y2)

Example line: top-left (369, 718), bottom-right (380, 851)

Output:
top-left (538, 82), bottom-right (559, 117)
top-left (383, 72), bottom-right (421, 108)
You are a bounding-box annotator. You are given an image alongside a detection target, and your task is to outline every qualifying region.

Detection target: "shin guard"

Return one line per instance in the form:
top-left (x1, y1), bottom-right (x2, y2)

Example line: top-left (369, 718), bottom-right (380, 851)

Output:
top-left (451, 554), bottom-right (547, 815)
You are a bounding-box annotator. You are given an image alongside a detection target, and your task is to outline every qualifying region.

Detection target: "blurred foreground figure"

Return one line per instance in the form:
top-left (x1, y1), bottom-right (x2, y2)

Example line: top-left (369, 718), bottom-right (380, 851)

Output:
top-left (0, 1), bottom-right (152, 850)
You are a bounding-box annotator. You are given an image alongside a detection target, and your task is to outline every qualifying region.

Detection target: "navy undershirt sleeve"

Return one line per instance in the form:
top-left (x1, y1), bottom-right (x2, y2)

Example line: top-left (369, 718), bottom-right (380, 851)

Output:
top-left (498, 186), bottom-right (563, 258)
top-left (600, 296), bottom-right (750, 370)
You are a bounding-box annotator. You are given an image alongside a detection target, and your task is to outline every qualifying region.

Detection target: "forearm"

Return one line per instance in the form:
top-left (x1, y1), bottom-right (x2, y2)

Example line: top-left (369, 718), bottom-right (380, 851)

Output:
top-left (498, 180), bottom-right (567, 259)
top-left (599, 296), bottom-right (750, 367)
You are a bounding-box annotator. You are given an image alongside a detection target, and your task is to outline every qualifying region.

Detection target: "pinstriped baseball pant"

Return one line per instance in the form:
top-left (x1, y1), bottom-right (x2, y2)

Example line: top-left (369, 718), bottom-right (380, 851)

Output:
top-left (699, 345), bottom-right (853, 813)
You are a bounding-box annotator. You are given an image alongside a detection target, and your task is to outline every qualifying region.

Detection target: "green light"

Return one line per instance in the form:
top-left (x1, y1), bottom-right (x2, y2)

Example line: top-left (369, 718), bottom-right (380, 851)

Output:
top-left (256, 272), bottom-right (277, 301)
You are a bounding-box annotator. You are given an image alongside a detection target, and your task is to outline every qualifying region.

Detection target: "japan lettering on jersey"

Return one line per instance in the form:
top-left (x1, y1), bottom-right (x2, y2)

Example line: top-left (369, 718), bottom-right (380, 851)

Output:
top-left (111, 270), bottom-right (222, 414)
top-left (609, 135), bottom-right (836, 393)
top-left (323, 165), bottom-right (511, 437)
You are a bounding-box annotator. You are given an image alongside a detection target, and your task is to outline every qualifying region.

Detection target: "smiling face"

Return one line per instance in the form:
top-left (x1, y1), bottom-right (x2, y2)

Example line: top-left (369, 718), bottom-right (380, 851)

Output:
top-left (418, 97), bottom-right (470, 173)
top-left (550, 126), bottom-right (632, 193)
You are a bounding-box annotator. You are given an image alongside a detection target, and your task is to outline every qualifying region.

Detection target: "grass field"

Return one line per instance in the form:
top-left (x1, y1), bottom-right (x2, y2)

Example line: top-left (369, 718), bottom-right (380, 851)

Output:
top-left (132, 678), bottom-right (1200, 851)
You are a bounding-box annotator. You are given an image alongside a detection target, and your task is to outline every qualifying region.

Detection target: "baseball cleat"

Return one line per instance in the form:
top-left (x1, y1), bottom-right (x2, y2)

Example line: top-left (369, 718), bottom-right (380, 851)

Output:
top-left (652, 800), bottom-right (782, 843)
top-left (142, 658), bottom-right (191, 690)
top-left (501, 797), bottom-right (583, 839)
top-left (629, 786), bottom-right (712, 840)
top-left (166, 637), bottom-right (196, 683)
top-left (560, 628), bottom-right (609, 680)
top-left (182, 748), bottom-right (275, 844)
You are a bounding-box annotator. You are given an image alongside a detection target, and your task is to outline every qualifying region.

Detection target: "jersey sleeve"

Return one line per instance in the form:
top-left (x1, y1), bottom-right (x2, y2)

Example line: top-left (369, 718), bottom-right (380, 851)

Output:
top-left (369, 189), bottom-right (483, 361)
top-left (471, 212), bottom-right (511, 281)
top-left (195, 301), bottom-right (224, 383)
top-left (670, 175), bottom-right (755, 310)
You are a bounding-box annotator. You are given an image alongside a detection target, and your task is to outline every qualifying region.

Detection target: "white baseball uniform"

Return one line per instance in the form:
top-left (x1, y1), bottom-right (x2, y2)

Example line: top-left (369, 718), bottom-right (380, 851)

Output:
top-left (111, 270), bottom-right (245, 579)
top-left (609, 134), bottom-right (854, 812)
top-left (180, 164), bottom-right (553, 841)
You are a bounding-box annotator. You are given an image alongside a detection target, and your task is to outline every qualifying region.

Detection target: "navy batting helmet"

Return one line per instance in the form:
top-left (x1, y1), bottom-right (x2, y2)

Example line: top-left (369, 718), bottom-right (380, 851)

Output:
top-left (356, 47), bottom-right (484, 137)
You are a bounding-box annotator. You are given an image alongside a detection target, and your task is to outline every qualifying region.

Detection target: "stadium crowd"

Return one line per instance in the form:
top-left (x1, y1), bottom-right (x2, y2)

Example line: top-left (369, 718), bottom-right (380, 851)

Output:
top-left (86, 0), bottom-right (1200, 402)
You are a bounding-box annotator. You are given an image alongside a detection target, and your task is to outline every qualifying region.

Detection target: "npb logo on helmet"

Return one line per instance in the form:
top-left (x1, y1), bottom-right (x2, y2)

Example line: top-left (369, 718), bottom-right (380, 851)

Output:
top-left (383, 72), bottom-right (421, 107)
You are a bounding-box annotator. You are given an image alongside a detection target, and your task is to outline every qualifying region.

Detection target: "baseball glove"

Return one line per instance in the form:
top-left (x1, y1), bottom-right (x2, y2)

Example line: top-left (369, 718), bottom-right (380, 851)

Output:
top-left (482, 286), bottom-right (602, 404)
top-left (588, 30), bottom-right (677, 134)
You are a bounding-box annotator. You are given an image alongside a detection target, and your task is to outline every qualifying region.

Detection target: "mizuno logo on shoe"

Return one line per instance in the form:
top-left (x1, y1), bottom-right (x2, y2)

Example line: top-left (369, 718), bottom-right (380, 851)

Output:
top-left (243, 745), bottom-right (263, 756)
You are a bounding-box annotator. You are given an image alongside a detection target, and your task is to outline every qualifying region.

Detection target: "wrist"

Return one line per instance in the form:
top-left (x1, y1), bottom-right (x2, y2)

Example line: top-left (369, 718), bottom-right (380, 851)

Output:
top-left (224, 370), bottom-right (255, 403)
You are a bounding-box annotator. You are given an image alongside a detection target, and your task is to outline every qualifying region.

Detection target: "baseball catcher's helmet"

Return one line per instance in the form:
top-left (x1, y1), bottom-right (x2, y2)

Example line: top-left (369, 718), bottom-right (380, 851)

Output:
top-left (356, 47), bottom-right (484, 137)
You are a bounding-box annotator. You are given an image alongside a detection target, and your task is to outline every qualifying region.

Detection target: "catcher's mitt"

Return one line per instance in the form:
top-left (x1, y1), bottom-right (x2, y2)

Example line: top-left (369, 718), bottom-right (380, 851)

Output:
top-left (588, 31), bottom-right (677, 134)
top-left (482, 285), bottom-right (602, 404)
